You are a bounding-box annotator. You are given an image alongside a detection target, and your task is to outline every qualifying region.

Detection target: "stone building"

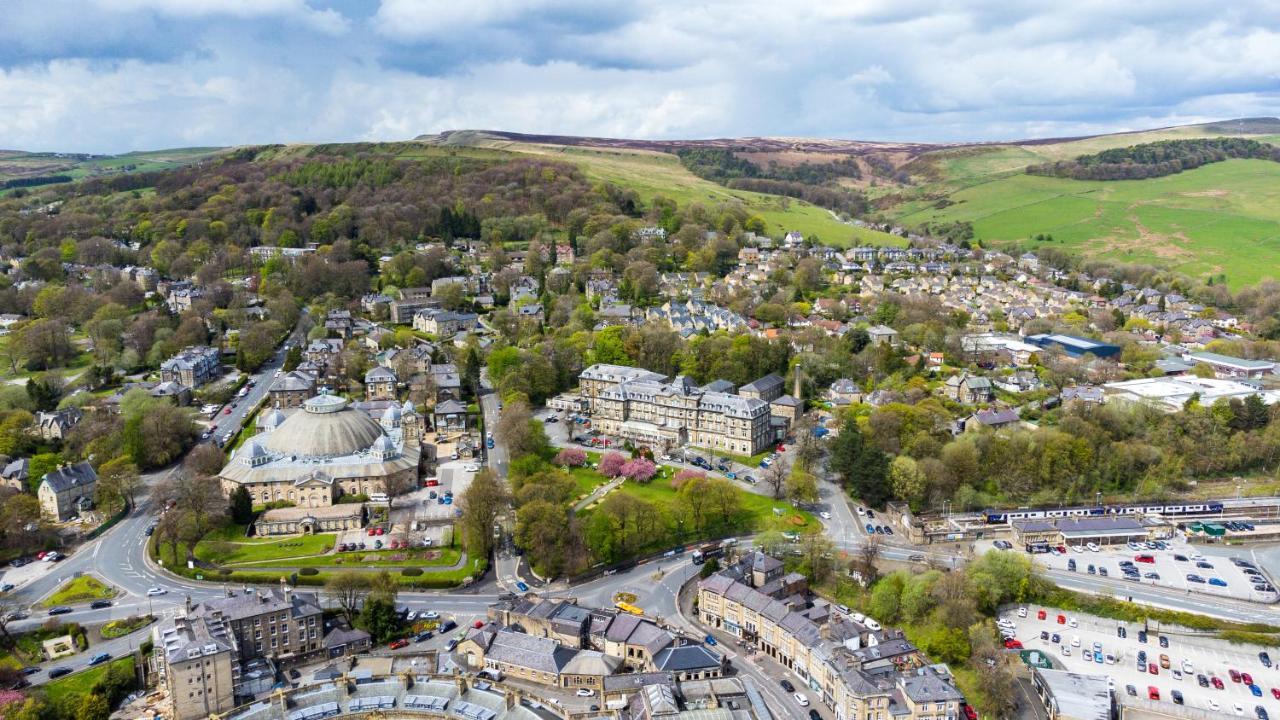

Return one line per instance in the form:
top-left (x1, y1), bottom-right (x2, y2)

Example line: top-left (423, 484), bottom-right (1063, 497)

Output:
top-left (153, 611), bottom-right (238, 720)
top-left (37, 462), bottom-right (97, 522)
top-left (579, 364), bottom-right (772, 456)
top-left (218, 393), bottom-right (422, 508)
top-left (364, 365), bottom-right (397, 401)
top-left (253, 503), bottom-right (365, 536)
top-left (160, 345), bottom-right (221, 387)
top-left (267, 370), bottom-right (316, 409)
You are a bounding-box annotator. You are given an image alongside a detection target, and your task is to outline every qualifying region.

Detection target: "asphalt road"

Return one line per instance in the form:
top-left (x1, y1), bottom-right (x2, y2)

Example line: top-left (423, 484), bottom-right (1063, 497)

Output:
top-left (204, 312), bottom-right (309, 444)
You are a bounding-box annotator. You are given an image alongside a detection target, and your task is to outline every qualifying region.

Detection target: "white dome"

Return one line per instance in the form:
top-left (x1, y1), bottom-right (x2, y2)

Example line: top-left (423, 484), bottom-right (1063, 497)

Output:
top-left (263, 395), bottom-right (385, 458)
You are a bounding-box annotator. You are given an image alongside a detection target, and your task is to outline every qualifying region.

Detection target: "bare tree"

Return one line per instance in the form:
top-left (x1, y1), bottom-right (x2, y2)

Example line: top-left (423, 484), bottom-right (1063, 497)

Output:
top-left (325, 572), bottom-right (369, 625)
top-left (852, 536), bottom-right (882, 586)
top-left (762, 460), bottom-right (788, 500)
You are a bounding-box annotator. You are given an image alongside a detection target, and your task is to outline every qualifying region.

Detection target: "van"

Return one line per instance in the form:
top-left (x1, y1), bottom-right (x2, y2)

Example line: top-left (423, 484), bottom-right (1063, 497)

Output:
top-left (439, 620), bottom-right (457, 633)
top-left (852, 613), bottom-right (866, 624)
top-left (368, 493), bottom-right (389, 503)
top-left (864, 618), bottom-right (882, 631)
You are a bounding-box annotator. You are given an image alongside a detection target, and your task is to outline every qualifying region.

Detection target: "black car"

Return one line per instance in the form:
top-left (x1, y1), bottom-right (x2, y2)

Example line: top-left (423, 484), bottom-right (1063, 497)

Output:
top-left (1172, 690), bottom-right (1184, 705)
top-left (90, 600), bottom-right (113, 609)
top-left (1258, 706), bottom-right (1269, 720)
top-left (1117, 627), bottom-right (1127, 638)
top-left (809, 711), bottom-right (822, 720)
top-left (10, 558), bottom-right (27, 567)
top-left (780, 679), bottom-right (796, 693)
top-left (1067, 559), bottom-right (1076, 571)
top-left (145, 525), bottom-right (156, 536)
top-left (1040, 631), bottom-right (1049, 641)
top-left (20, 667), bottom-right (39, 676)
top-left (1159, 635), bottom-right (1169, 648)
top-left (47, 606), bottom-right (72, 616)
top-left (1260, 651), bottom-right (1272, 668)
top-left (414, 630), bottom-right (434, 643)
top-left (1137, 631), bottom-right (1147, 643)
top-left (1125, 685), bottom-right (1137, 697)
top-left (1198, 674), bottom-right (1209, 687)
top-left (47, 667), bottom-right (71, 679)
top-left (439, 620), bottom-right (457, 633)
top-left (1173, 554), bottom-right (1188, 562)
top-left (1138, 651), bottom-right (1147, 664)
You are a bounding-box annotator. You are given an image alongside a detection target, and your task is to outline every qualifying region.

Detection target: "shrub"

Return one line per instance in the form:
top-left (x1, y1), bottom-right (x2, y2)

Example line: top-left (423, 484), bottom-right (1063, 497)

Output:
top-left (599, 451), bottom-right (627, 477)
top-left (554, 447), bottom-right (587, 467)
top-left (671, 469), bottom-right (705, 490)
top-left (298, 568), bottom-right (319, 576)
top-left (402, 568), bottom-right (423, 577)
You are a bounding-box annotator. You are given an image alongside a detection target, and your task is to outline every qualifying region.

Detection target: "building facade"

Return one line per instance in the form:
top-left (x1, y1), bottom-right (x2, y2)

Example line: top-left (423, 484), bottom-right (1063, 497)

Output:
top-left (160, 345), bottom-right (222, 387)
top-left (37, 462), bottom-right (98, 522)
top-left (578, 364), bottom-right (772, 455)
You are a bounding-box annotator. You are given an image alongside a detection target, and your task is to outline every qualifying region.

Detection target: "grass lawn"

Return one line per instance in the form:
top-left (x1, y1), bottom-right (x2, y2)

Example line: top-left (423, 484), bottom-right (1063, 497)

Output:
top-left (229, 547), bottom-right (461, 569)
top-left (101, 616), bottom-right (155, 639)
top-left (39, 575), bottom-right (117, 608)
top-left (43, 657), bottom-right (133, 704)
top-left (192, 530), bottom-right (334, 565)
top-left (689, 447), bottom-right (772, 468)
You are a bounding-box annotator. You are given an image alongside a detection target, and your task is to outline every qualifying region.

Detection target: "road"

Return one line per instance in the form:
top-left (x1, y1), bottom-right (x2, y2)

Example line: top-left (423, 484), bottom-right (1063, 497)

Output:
top-left (203, 310), bottom-right (310, 444)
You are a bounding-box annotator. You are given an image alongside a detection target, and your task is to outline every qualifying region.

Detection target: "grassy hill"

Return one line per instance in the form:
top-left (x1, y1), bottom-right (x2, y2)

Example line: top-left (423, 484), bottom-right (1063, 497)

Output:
top-left (0, 147), bottom-right (228, 192)
top-left (421, 134), bottom-right (906, 247)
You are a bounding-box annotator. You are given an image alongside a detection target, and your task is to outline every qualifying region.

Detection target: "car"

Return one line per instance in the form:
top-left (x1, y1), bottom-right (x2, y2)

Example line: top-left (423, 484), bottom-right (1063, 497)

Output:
top-left (1087, 564), bottom-right (1096, 575)
top-left (1086, 543), bottom-right (1100, 552)
top-left (1056, 614), bottom-right (1066, 625)
top-left (1067, 617), bottom-right (1078, 628)
top-left (47, 606), bottom-right (72, 616)
top-left (414, 631), bottom-right (434, 643)
top-left (1136, 554), bottom-right (1155, 563)
top-left (1173, 669), bottom-right (1183, 680)
top-left (809, 710), bottom-right (824, 720)
top-left (46, 667), bottom-right (71, 679)
top-left (223, 407), bottom-right (232, 415)
top-left (1067, 559), bottom-right (1076, 571)
top-left (1198, 674), bottom-right (1209, 687)
top-left (1126, 684), bottom-right (1137, 697)
top-left (1098, 567), bottom-right (1107, 577)
top-left (1209, 577), bottom-right (1228, 587)
top-left (1261, 652), bottom-right (1273, 668)
top-left (516, 581), bottom-right (529, 593)
top-left (1234, 703), bottom-right (1245, 717)
top-left (819, 512), bottom-right (832, 520)
top-left (1173, 554), bottom-right (1188, 561)
top-left (1173, 690), bottom-right (1184, 705)
top-left (423, 610), bottom-right (440, 620)
top-left (405, 610), bottom-right (418, 621)
top-left (1272, 688), bottom-right (1280, 701)
top-left (1187, 574), bottom-right (1205, 583)
top-left (1213, 676), bottom-right (1224, 689)
top-left (1230, 669), bottom-right (1243, 683)
top-left (1208, 700), bottom-right (1221, 711)
top-left (1144, 572), bottom-right (1160, 580)
top-left (780, 679), bottom-right (796, 693)
top-left (1242, 672), bottom-right (1254, 686)
top-left (1257, 706), bottom-right (1269, 720)
top-left (1070, 635), bottom-right (1081, 647)
top-left (576, 689), bottom-right (596, 697)
top-left (1003, 638), bottom-right (1022, 649)
top-left (1050, 633), bottom-right (1060, 643)
top-left (1158, 635), bottom-right (1169, 648)
top-left (87, 652), bottom-right (111, 666)
top-left (89, 600), bottom-right (112, 609)
top-left (1060, 645), bottom-right (1070, 656)
top-left (1197, 561), bottom-right (1215, 569)
top-left (794, 693), bottom-right (809, 707)
top-left (1149, 687), bottom-right (1160, 700)
top-left (865, 523), bottom-right (875, 534)
top-left (1117, 626), bottom-right (1127, 638)
top-left (1040, 631), bottom-right (1049, 641)
top-left (146, 587), bottom-right (167, 596)
top-left (855, 507), bottom-right (865, 516)
top-left (1149, 663), bottom-right (1158, 675)
top-left (388, 639), bottom-right (409, 650)
top-left (1249, 685), bottom-right (1262, 697)
top-left (1160, 654), bottom-right (1170, 669)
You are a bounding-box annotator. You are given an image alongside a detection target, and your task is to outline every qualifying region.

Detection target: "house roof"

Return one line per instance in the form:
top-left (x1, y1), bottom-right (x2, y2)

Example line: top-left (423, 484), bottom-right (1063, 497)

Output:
top-left (41, 462), bottom-right (96, 494)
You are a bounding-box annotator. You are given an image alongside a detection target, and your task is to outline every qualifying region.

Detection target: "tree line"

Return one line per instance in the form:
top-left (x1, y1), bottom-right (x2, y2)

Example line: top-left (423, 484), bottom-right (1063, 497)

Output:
top-left (1026, 138), bottom-right (1280, 181)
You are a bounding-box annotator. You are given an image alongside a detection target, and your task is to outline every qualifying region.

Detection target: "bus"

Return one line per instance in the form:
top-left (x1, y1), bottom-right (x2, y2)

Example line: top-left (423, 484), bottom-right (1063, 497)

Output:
top-left (614, 601), bottom-right (644, 616)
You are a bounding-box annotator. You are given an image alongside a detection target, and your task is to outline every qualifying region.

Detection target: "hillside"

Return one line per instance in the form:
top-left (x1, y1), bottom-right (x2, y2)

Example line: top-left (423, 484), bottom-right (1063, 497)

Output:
top-left (0, 147), bottom-right (229, 189)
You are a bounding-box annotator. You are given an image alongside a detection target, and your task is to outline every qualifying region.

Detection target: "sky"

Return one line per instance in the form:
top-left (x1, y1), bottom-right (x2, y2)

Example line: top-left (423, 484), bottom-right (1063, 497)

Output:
top-left (1, 0), bottom-right (1279, 153)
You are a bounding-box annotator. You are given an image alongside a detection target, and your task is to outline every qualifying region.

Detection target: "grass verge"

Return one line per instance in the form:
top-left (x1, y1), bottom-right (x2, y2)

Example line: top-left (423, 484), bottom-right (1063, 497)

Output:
top-left (39, 575), bottom-right (117, 608)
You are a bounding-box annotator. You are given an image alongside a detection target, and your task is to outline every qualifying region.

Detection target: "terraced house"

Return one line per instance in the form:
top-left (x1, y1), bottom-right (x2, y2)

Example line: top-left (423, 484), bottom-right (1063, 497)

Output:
top-left (698, 553), bottom-right (965, 720)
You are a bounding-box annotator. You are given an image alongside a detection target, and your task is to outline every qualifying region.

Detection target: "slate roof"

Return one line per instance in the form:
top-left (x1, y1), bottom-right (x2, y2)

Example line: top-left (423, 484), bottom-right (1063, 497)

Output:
top-left (651, 645), bottom-right (722, 672)
top-left (740, 374), bottom-right (783, 394)
top-left (41, 462), bottom-right (97, 494)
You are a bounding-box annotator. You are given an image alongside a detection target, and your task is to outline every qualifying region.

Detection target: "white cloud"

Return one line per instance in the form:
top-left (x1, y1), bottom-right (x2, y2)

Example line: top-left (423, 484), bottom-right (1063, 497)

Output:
top-left (0, 0), bottom-right (1277, 152)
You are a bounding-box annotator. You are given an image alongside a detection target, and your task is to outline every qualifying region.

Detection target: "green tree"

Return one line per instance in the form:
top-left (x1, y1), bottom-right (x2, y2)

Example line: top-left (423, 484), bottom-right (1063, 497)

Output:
top-left (77, 693), bottom-right (110, 720)
top-left (27, 453), bottom-right (61, 494)
top-left (229, 485), bottom-right (253, 525)
top-left (457, 469), bottom-right (510, 560)
top-left (326, 572), bottom-right (369, 625)
top-left (889, 456), bottom-right (927, 508)
top-left (357, 597), bottom-right (400, 643)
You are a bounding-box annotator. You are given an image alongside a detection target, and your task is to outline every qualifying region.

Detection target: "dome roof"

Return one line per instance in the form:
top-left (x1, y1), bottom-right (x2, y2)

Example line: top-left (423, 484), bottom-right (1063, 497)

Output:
top-left (263, 395), bottom-right (386, 458)
top-left (260, 408), bottom-right (287, 430)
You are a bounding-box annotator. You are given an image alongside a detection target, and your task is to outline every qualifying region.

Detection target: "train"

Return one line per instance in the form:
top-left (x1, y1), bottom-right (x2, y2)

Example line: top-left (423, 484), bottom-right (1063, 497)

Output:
top-left (984, 501), bottom-right (1224, 524)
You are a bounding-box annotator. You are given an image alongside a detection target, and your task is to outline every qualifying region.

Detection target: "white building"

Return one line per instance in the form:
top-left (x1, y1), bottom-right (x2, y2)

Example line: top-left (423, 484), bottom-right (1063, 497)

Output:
top-left (1103, 376), bottom-right (1280, 413)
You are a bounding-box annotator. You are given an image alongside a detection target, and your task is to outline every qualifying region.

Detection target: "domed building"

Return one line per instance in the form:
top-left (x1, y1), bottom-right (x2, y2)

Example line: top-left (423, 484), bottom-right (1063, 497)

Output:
top-left (218, 392), bottom-right (423, 514)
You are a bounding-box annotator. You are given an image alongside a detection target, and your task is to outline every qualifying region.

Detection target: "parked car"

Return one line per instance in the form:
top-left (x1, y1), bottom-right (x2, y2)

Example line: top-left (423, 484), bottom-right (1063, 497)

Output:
top-left (47, 606), bottom-right (72, 616)
top-left (89, 600), bottom-right (112, 609)
top-left (87, 652), bottom-right (111, 666)
top-left (388, 639), bottom-right (409, 650)
top-left (47, 667), bottom-right (71, 679)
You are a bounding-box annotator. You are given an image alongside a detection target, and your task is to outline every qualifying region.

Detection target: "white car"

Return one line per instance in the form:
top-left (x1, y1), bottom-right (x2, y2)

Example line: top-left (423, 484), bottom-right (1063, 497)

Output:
top-left (856, 507), bottom-right (866, 516)
top-left (1207, 700), bottom-right (1219, 712)
top-left (464, 464), bottom-right (480, 472)
top-left (1182, 660), bottom-right (1194, 673)
top-left (1068, 618), bottom-right (1078, 628)
top-left (1086, 543), bottom-right (1100, 552)
top-left (819, 512), bottom-right (832, 520)
top-left (406, 611), bottom-right (418, 621)
top-left (146, 587), bottom-right (167, 596)
top-left (1060, 645), bottom-right (1071, 656)
top-left (423, 610), bottom-right (440, 620)
top-left (1070, 635), bottom-right (1081, 647)
top-left (575, 689), bottom-right (595, 697)
top-left (1070, 545), bottom-right (1084, 553)
top-left (1016, 607), bottom-right (1028, 618)
top-left (1234, 703), bottom-right (1244, 716)
top-left (794, 694), bottom-right (809, 707)
top-left (997, 619), bottom-right (1015, 628)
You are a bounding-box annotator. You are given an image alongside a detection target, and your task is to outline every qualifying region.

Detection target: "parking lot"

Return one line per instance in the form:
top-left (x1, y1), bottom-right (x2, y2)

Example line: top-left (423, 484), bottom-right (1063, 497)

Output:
top-left (1031, 537), bottom-right (1278, 604)
top-left (1003, 605), bottom-right (1279, 717)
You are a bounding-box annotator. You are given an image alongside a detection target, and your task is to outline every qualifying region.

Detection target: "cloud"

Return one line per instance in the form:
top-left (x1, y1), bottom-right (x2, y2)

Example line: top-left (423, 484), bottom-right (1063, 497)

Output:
top-left (0, 0), bottom-right (1276, 152)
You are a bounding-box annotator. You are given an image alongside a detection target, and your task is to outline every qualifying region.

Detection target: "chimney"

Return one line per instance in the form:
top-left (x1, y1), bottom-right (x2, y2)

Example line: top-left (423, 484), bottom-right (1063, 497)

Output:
top-left (185, 595), bottom-right (194, 616)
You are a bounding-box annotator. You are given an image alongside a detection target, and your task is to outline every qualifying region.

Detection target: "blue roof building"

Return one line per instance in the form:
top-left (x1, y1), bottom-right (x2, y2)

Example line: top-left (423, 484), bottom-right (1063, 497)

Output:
top-left (1025, 333), bottom-right (1121, 359)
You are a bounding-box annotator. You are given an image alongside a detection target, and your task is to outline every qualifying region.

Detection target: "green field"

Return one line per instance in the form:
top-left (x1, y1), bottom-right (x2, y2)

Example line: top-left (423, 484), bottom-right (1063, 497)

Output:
top-left (0, 147), bottom-right (227, 184)
top-left (229, 547), bottom-right (461, 569)
top-left (891, 159), bottom-right (1280, 287)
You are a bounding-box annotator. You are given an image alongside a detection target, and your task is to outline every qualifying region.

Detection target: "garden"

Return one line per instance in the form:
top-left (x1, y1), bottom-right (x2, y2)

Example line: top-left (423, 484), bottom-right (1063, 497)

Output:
top-left (39, 575), bottom-right (117, 608)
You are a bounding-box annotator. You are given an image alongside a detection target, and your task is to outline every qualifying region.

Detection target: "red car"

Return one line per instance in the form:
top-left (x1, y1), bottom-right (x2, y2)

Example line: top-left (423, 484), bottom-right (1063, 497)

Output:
top-left (388, 639), bottom-right (409, 650)
top-left (961, 706), bottom-right (977, 720)
top-left (1002, 638), bottom-right (1022, 649)
top-left (375, 528), bottom-right (384, 536)
top-left (1212, 677), bottom-right (1224, 690)
top-left (223, 407), bottom-right (232, 415)
top-left (424, 478), bottom-right (440, 487)
top-left (1057, 614), bottom-right (1066, 625)
top-left (1242, 672), bottom-right (1254, 685)
top-left (1148, 687), bottom-right (1159, 700)
top-left (367, 528), bottom-right (377, 536)
top-left (1270, 688), bottom-right (1279, 700)
top-left (1149, 664), bottom-right (1158, 675)
top-left (1230, 669), bottom-right (1242, 683)
top-left (1056, 545), bottom-right (1067, 554)
top-left (1037, 610), bottom-right (1046, 620)
top-left (1135, 554), bottom-right (1155, 563)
